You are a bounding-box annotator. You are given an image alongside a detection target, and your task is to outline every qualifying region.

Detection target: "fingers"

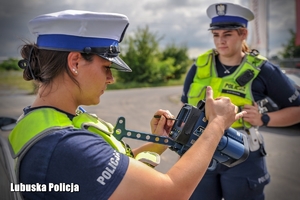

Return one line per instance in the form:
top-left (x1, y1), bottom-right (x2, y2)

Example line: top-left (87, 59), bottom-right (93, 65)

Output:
top-left (206, 86), bottom-right (213, 100)
top-left (243, 104), bottom-right (256, 109)
top-left (151, 109), bottom-right (175, 133)
top-left (242, 104), bottom-right (260, 117)
top-left (253, 101), bottom-right (258, 108)
top-left (153, 110), bottom-right (173, 119)
top-left (154, 110), bottom-right (174, 125)
top-left (235, 105), bottom-right (239, 113)
top-left (156, 115), bottom-right (167, 130)
top-left (235, 111), bottom-right (247, 121)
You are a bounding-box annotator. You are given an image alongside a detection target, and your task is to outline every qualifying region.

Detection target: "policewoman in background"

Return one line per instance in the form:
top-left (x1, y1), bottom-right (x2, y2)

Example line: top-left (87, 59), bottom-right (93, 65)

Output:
top-left (9, 10), bottom-right (244, 199)
top-left (181, 2), bottom-right (300, 200)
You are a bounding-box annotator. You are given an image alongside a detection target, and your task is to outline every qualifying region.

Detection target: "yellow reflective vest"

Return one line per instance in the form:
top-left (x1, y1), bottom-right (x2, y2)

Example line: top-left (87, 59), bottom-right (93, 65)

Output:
top-left (187, 49), bottom-right (267, 128)
top-left (9, 108), bottom-right (151, 182)
top-left (8, 108), bottom-right (160, 182)
top-left (9, 108), bottom-right (131, 158)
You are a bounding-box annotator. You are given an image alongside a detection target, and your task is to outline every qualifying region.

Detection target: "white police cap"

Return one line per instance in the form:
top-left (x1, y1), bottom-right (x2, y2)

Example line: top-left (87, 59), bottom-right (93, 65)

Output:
top-left (28, 10), bottom-right (132, 72)
top-left (206, 3), bottom-right (254, 30)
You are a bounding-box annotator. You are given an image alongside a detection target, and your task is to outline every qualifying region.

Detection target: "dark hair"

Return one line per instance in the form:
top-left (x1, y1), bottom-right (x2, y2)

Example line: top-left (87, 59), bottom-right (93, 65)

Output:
top-left (20, 43), bottom-right (93, 94)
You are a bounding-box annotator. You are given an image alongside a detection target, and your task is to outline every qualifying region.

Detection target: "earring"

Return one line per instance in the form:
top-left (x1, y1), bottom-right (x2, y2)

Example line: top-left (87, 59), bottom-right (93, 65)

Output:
top-left (72, 68), bottom-right (78, 74)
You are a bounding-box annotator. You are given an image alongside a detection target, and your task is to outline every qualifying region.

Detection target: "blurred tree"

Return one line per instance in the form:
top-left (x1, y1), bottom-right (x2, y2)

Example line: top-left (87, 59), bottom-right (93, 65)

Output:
top-left (118, 26), bottom-right (191, 83)
top-left (0, 58), bottom-right (20, 70)
top-left (118, 26), bottom-right (164, 83)
top-left (280, 29), bottom-right (300, 58)
top-left (162, 43), bottom-right (191, 80)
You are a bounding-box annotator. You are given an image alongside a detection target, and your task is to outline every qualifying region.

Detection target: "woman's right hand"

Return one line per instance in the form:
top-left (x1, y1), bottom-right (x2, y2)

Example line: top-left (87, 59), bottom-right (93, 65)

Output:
top-left (204, 86), bottom-right (245, 130)
top-left (150, 109), bottom-right (174, 137)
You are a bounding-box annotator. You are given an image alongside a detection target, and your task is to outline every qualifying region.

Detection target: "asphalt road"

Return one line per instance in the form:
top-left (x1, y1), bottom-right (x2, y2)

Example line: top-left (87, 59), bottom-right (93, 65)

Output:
top-left (0, 86), bottom-right (299, 200)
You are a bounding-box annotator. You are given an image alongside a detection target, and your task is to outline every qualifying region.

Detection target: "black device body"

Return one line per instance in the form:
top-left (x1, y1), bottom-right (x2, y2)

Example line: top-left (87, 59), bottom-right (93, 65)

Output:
top-left (235, 69), bottom-right (255, 86)
top-left (169, 100), bottom-right (249, 168)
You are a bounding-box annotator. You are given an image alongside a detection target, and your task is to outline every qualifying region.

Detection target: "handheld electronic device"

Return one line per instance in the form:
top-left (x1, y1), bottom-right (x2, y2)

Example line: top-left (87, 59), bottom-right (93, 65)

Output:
top-left (113, 100), bottom-right (249, 169)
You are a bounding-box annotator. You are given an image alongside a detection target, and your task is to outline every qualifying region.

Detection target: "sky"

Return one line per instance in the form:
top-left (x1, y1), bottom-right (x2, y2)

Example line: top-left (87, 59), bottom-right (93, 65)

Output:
top-left (0, 0), bottom-right (296, 61)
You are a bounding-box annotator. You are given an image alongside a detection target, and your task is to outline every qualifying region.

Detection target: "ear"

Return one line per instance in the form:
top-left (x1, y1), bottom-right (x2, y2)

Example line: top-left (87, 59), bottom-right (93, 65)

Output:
top-left (67, 52), bottom-right (81, 75)
top-left (242, 28), bottom-right (248, 40)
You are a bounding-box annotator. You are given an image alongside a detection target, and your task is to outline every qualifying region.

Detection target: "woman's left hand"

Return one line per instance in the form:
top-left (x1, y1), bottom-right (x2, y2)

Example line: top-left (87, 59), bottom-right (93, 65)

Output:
top-left (242, 103), bottom-right (263, 126)
top-left (150, 109), bottom-right (175, 137)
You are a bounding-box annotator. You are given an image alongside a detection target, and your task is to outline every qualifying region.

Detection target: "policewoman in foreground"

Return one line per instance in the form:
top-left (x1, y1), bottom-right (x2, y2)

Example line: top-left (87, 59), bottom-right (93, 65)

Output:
top-left (9, 10), bottom-right (245, 199)
top-left (181, 2), bottom-right (300, 200)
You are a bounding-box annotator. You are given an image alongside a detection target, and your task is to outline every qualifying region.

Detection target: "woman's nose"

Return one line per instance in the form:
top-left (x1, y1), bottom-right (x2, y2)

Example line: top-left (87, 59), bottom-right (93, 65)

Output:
top-left (107, 69), bottom-right (115, 84)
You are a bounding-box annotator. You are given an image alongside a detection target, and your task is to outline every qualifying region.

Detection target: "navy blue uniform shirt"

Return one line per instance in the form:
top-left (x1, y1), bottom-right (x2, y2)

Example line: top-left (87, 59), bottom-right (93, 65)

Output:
top-left (19, 106), bottom-right (129, 200)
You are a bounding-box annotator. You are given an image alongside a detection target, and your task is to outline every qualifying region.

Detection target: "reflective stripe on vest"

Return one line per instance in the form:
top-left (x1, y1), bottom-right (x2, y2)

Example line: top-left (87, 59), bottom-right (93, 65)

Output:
top-left (187, 49), bottom-right (267, 128)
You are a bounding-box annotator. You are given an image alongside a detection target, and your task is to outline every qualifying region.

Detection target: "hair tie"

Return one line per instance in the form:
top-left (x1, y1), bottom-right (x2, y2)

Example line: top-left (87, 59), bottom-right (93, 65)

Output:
top-left (18, 47), bottom-right (36, 80)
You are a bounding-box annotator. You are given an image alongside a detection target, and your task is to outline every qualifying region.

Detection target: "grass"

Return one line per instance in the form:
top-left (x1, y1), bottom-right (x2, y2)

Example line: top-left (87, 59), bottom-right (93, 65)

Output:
top-left (0, 70), bottom-right (35, 93)
top-left (0, 70), bottom-right (186, 92)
